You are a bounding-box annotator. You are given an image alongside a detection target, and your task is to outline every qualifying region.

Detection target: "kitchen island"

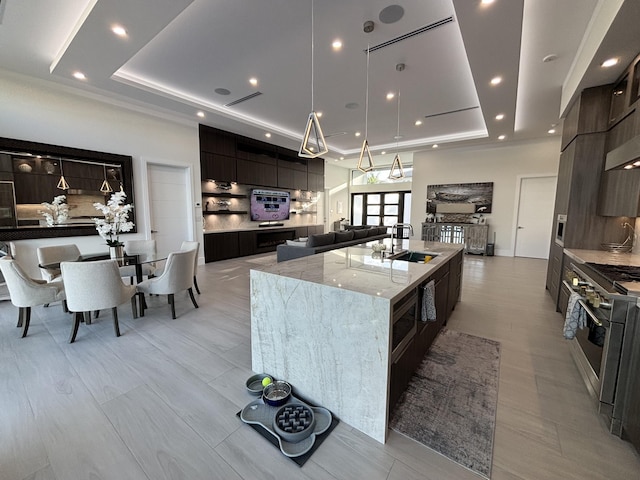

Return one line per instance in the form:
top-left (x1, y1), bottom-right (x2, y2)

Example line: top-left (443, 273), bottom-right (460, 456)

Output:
top-left (250, 238), bottom-right (463, 443)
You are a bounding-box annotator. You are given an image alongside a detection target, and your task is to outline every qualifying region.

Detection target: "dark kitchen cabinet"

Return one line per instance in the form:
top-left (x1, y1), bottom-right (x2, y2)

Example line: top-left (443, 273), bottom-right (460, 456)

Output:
top-left (236, 158), bottom-right (278, 186)
top-left (199, 125), bottom-right (236, 157)
top-left (277, 156), bottom-right (307, 190)
top-left (622, 314), bottom-right (640, 455)
top-left (13, 173), bottom-right (57, 204)
top-left (599, 169), bottom-right (640, 217)
top-left (201, 152), bottom-right (236, 183)
top-left (204, 232), bottom-right (239, 262)
top-left (447, 250), bottom-right (462, 317)
top-left (546, 242), bottom-right (564, 309)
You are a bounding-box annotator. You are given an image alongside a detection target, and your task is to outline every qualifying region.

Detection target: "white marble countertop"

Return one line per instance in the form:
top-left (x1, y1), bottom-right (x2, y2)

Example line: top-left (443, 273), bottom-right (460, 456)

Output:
top-left (253, 238), bottom-right (463, 302)
top-left (203, 224), bottom-right (322, 234)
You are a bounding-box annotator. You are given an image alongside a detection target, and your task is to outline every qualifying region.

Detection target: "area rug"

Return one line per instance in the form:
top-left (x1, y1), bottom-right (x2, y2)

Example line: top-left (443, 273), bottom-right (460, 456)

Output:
top-left (389, 328), bottom-right (500, 479)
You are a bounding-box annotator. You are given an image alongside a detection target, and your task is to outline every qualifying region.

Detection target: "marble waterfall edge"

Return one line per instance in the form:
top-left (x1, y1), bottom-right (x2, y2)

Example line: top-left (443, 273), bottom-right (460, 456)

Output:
top-left (250, 269), bottom-right (391, 443)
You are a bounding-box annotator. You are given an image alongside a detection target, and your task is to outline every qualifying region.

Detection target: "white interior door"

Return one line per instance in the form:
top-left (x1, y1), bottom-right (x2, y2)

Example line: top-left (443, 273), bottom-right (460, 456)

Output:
top-left (515, 176), bottom-right (557, 259)
top-left (147, 163), bottom-right (191, 254)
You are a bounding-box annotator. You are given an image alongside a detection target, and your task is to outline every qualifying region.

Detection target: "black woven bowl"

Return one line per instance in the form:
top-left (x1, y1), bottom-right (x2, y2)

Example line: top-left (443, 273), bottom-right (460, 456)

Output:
top-left (273, 402), bottom-right (316, 443)
top-left (262, 380), bottom-right (291, 406)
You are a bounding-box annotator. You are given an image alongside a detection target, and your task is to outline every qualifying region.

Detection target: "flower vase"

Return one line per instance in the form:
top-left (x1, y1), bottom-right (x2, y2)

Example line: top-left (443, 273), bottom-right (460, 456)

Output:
top-left (110, 245), bottom-right (124, 260)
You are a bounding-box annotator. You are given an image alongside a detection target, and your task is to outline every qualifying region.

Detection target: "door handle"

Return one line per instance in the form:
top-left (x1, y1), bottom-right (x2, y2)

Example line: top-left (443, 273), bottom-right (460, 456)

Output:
top-left (517, 226), bottom-right (524, 229)
top-left (150, 230), bottom-right (158, 233)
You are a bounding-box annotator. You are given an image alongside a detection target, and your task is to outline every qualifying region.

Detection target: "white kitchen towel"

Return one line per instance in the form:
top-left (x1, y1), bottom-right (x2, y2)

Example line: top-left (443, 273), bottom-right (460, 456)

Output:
top-left (422, 280), bottom-right (437, 322)
top-left (563, 291), bottom-right (587, 339)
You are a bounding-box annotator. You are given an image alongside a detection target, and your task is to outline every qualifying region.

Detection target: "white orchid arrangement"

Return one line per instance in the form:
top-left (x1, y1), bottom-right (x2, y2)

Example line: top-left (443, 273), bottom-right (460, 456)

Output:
top-left (92, 191), bottom-right (134, 247)
top-left (39, 195), bottom-right (69, 227)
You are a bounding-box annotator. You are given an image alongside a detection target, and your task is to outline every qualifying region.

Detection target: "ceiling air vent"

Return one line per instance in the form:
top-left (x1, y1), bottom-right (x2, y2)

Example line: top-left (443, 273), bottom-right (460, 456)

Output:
top-left (224, 91), bottom-right (262, 107)
top-left (424, 106), bottom-right (478, 119)
top-left (365, 16), bottom-right (454, 53)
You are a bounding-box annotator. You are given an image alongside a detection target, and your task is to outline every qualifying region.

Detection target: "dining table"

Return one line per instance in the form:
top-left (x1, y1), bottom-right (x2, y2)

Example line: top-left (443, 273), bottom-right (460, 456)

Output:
top-left (39, 251), bottom-right (169, 317)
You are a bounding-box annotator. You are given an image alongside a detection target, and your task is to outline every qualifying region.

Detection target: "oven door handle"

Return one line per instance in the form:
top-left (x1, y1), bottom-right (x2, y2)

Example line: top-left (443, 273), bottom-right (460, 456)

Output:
top-left (578, 299), bottom-right (603, 327)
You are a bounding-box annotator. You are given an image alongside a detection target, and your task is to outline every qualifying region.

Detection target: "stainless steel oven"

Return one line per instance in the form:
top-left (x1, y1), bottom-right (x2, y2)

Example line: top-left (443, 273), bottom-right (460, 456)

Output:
top-left (563, 263), bottom-right (639, 435)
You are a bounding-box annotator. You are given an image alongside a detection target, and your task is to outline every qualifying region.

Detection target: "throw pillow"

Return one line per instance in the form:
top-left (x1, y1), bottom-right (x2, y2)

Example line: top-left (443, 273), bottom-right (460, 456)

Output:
top-left (335, 230), bottom-right (355, 242)
top-left (366, 227), bottom-right (379, 236)
top-left (307, 232), bottom-right (336, 247)
top-left (286, 239), bottom-right (308, 247)
top-left (353, 229), bottom-right (369, 239)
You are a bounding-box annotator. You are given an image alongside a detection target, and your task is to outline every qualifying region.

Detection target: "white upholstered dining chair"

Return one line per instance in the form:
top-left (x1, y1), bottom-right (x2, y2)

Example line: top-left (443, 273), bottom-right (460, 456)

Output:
top-left (0, 256), bottom-right (66, 338)
top-left (61, 259), bottom-right (137, 343)
top-left (118, 239), bottom-right (157, 283)
top-left (136, 249), bottom-right (198, 319)
top-left (37, 244), bottom-right (81, 282)
top-left (180, 240), bottom-right (200, 294)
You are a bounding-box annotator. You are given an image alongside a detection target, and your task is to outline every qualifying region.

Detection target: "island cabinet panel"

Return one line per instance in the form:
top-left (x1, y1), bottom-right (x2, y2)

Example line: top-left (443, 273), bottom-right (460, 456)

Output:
top-left (201, 152), bottom-right (236, 182)
top-left (236, 158), bottom-right (277, 186)
top-left (204, 232), bottom-right (239, 262)
top-left (447, 250), bottom-right (463, 315)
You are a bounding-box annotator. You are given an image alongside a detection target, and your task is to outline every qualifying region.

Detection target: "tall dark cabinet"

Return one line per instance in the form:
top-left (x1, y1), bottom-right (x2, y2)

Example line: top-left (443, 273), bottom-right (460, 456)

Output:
top-left (545, 85), bottom-right (625, 308)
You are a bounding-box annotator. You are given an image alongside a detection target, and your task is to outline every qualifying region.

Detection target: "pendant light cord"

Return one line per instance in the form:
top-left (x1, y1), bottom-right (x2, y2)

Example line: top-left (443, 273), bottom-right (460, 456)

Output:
top-left (396, 89), bottom-right (401, 152)
top-left (365, 46), bottom-right (370, 138)
top-left (311, 0), bottom-right (315, 112)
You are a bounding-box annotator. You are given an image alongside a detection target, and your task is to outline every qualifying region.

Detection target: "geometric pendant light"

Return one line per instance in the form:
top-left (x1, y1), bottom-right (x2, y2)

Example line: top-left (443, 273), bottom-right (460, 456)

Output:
top-left (100, 164), bottom-right (113, 193)
top-left (357, 46), bottom-right (375, 173)
top-left (388, 89), bottom-right (405, 180)
top-left (299, 0), bottom-right (328, 158)
top-left (56, 159), bottom-right (70, 190)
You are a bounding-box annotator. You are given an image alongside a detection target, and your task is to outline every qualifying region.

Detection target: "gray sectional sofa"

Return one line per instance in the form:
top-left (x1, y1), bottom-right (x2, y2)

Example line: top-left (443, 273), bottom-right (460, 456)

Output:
top-left (276, 226), bottom-right (390, 262)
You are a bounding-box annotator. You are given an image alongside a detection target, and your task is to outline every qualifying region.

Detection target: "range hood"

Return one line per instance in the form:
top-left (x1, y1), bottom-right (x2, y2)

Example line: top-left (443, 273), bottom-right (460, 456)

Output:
top-left (605, 135), bottom-right (640, 171)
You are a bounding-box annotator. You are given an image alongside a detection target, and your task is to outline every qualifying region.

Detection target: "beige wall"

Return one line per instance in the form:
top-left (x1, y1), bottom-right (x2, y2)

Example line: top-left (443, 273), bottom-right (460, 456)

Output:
top-left (0, 69), bottom-right (201, 276)
top-left (411, 137), bottom-right (561, 256)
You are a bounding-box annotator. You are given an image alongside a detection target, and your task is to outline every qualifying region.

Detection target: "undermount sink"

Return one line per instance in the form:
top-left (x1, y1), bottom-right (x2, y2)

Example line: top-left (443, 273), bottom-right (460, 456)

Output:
top-left (389, 250), bottom-right (439, 263)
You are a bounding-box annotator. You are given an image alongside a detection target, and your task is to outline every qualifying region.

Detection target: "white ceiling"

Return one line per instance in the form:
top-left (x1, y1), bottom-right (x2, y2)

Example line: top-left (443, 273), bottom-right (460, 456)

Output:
top-left (1, 0), bottom-right (639, 168)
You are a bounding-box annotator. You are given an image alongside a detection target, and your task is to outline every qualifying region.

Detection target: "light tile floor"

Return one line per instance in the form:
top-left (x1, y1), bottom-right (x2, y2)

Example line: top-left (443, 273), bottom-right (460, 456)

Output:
top-left (0, 253), bottom-right (638, 479)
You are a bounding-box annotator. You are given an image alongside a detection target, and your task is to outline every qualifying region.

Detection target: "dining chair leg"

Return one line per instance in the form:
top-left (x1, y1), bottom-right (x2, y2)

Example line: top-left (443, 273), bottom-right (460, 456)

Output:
top-left (94, 310), bottom-right (100, 319)
top-left (16, 309), bottom-right (23, 328)
top-left (131, 296), bottom-right (137, 319)
top-left (193, 275), bottom-right (201, 295)
top-left (111, 307), bottom-right (120, 337)
top-left (69, 312), bottom-right (82, 343)
top-left (62, 300), bottom-right (68, 313)
top-left (168, 294), bottom-right (176, 319)
top-left (20, 307), bottom-right (31, 338)
top-left (188, 288), bottom-right (199, 309)
top-left (83, 311), bottom-right (92, 325)
top-left (138, 293), bottom-right (145, 317)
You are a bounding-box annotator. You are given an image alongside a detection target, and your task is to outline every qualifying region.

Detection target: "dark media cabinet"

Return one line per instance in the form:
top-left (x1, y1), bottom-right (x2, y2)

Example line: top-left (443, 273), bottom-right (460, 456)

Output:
top-left (204, 225), bottom-right (324, 262)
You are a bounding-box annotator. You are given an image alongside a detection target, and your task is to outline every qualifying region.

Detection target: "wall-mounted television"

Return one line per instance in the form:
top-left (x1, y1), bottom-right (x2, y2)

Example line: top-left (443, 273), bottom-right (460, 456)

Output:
top-left (250, 189), bottom-right (291, 222)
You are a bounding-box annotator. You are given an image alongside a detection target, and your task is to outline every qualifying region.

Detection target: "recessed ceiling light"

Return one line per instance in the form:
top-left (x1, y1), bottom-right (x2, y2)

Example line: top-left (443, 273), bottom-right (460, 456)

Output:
top-left (634, 161), bottom-right (640, 167)
top-left (249, 77), bottom-right (258, 87)
top-left (111, 25), bottom-right (127, 37)
top-left (265, 133), bottom-right (271, 138)
top-left (355, 132), bottom-right (361, 137)
top-left (495, 114), bottom-right (504, 120)
top-left (332, 39), bottom-right (343, 50)
top-left (415, 120), bottom-right (423, 126)
top-left (381, 151), bottom-right (386, 155)
top-left (498, 134), bottom-right (506, 140)
top-left (548, 128), bottom-right (556, 134)
top-left (339, 156), bottom-right (344, 160)
top-left (196, 111), bottom-right (205, 118)
top-left (316, 111), bottom-right (323, 118)
top-left (481, 0), bottom-right (495, 5)
top-left (490, 76), bottom-right (502, 86)
top-left (386, 92), bottom-right (395, 100)
top-left (624, 164), bottom-right (634, 170)
top-left (602, 58), bottom-right (619, 68)
top-left (73, 71), bottom-right (86, 80)
top-left (432, 144), bottom-right (438, 149)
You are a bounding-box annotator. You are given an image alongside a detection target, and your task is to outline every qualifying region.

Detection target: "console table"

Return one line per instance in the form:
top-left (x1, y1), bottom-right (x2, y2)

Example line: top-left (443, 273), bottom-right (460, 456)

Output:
top-left (422, 223), bottom-right (489, 255)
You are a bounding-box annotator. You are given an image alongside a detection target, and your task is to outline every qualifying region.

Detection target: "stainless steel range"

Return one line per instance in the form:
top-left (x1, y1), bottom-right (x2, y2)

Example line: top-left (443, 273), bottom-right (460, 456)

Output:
top-left (563, 262), bottom-right (639, 436)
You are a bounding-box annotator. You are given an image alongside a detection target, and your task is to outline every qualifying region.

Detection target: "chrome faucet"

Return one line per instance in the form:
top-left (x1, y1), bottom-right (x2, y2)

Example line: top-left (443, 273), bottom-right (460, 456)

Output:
top-left (391, 223), bottom-right (413, 254)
